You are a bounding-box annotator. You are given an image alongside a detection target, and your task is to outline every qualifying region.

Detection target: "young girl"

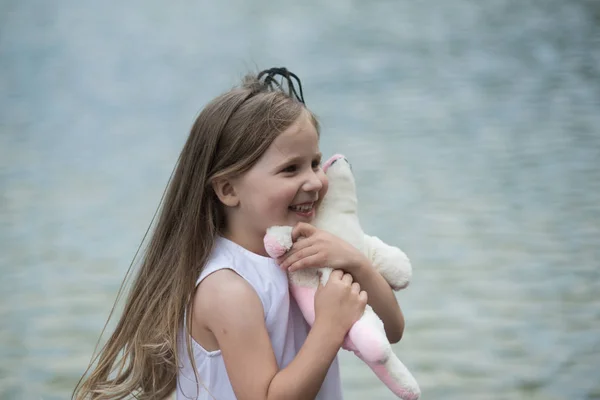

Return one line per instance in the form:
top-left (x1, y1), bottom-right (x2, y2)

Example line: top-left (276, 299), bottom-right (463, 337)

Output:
top-left (74, 68), bottom-right (405, 400)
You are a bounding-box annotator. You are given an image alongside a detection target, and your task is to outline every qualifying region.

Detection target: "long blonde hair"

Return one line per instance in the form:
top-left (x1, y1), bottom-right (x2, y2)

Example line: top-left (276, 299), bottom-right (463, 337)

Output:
top-left (73, 69), bottom-right (319, 399)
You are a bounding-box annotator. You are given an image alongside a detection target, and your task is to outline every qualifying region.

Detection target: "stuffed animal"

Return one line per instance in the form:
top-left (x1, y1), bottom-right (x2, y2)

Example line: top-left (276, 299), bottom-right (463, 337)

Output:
top-left (263, 154), bottom-right (421, 400)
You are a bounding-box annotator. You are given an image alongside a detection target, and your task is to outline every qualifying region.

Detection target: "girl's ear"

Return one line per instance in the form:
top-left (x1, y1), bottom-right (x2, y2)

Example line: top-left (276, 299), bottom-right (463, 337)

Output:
top-left (212, 178), bottom-right (240, 207)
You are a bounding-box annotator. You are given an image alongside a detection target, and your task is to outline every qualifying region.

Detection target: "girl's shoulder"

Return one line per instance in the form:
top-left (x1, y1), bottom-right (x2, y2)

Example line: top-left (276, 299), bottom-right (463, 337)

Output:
top-left (196, 237), bottom-right (279, 309)
top-left (195, 236), bottom-right (288, 325)
top-left (195, 267), bottom-right (264, 317)
top-left (191, 267), bottom-right (267, 352)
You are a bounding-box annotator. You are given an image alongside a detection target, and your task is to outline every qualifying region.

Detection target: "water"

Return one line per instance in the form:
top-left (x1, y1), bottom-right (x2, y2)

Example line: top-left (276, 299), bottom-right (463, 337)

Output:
top-left (1, 0), bottom-right (600, 399)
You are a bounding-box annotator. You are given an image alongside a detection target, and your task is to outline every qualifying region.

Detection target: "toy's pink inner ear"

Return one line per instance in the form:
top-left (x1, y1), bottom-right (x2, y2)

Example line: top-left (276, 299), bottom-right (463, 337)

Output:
top-left (323, 154), bottom-right (345, 172)
top-left (264, 235), bottom-right (287, 258)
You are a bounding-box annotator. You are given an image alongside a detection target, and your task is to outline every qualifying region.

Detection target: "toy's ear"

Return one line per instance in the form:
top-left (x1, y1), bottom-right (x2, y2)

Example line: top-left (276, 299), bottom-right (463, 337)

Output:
top-left (212, 178), bottom-right (239, 207)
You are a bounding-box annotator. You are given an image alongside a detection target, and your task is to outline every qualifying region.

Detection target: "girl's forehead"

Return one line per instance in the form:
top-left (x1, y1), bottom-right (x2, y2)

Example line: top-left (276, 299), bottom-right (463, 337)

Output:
top-left (269, 122), bottom-right (320, 159)
top-left (245, 115), bottom-right (320, 174)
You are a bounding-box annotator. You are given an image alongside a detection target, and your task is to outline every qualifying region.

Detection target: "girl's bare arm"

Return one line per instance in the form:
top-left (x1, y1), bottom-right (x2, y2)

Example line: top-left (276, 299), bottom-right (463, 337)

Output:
top-left (350, 255), bottom-right (405, 343)
top-left (194, 269), bottom-right (360, 400)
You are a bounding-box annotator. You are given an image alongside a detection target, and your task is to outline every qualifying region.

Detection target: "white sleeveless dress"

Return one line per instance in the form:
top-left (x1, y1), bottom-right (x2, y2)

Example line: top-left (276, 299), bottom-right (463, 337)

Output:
top-left (176, 236), bottom-right (343, 400)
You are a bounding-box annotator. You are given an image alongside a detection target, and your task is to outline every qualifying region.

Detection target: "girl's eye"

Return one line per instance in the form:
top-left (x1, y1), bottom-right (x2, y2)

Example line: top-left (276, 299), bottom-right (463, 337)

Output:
top-left (282, 165), bottom-right (297, 173)
top-left (312, 159), bottom-right (321, 169)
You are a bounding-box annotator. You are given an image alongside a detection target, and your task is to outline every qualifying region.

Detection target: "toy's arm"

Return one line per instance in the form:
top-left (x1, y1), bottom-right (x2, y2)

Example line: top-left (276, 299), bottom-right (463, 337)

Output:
top-left (363, 234), bottom-right (412, 291)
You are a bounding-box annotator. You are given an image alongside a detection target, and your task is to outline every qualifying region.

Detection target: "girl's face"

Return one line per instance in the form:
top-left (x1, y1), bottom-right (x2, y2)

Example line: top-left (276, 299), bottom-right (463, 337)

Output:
top-left (226, 111), bottom-right (328, 254)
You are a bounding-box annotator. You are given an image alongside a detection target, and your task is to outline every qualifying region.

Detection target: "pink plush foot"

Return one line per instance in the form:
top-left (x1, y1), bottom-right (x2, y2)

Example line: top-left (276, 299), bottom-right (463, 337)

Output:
top-left (347, 316), bottom-right (389, 364)
top-left (368, 361), bottom-right (421, 400)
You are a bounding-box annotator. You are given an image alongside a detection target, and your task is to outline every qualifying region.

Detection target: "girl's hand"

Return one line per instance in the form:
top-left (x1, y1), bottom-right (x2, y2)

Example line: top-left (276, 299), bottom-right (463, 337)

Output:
top-left (278, 222), bottom-right (368, 273)
top-left (314, 269), bottom-right (368, 336)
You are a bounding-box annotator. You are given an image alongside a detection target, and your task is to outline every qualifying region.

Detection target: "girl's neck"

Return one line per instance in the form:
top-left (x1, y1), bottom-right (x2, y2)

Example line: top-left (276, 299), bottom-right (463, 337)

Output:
top-left (221, 228), bottom-right (269, 258)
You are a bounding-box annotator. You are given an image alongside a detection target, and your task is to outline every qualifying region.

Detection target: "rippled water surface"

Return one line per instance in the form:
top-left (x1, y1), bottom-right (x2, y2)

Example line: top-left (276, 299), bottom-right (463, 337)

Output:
top-left (1, 0), bottom-right (600, 399)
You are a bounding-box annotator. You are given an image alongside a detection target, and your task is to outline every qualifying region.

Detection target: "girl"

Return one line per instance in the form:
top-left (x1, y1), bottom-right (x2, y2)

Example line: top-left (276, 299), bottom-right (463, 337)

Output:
top-left (74, 68), bottom-right (405, 400)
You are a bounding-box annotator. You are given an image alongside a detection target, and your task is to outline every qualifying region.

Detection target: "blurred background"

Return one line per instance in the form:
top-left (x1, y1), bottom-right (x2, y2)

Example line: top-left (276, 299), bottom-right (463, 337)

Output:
top-left (1, 0), bottom-right (600, 399)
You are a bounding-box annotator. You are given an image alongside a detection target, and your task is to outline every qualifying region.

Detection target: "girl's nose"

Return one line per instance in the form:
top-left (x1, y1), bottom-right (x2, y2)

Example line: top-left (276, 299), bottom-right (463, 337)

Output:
top-left (302, 170), bottom-right (323, 192)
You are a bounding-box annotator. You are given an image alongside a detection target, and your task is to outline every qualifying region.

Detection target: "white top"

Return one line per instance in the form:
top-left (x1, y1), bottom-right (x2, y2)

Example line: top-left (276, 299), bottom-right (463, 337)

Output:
top-left (176, 236), bottom-right (343, 400)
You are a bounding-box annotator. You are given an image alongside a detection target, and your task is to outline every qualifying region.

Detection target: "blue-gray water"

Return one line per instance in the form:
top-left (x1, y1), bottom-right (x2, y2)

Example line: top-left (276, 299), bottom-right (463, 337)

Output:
top-left (1, 1), bottom-right (599, 399)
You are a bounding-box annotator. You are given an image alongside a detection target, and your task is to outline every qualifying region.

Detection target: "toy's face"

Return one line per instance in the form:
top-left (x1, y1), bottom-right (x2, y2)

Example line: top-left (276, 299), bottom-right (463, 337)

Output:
top-left (322, 154), bottom-right (347, 172)
top-left (321, 154), bottom-right (356, 206)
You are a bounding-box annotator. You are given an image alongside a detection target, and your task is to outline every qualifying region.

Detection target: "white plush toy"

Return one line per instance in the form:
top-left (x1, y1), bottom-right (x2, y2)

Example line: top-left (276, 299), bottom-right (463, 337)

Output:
top-left (263, 154), bottom-right (421, 400)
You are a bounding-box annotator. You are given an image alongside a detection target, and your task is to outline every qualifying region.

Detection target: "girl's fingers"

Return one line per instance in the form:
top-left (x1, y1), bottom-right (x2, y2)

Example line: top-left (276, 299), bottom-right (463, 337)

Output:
top-left (279, 240), bottom-right (317, 269)
top-left (329, 269), bottom-right (344, 281)
top-left (277, 233), bottom-right (313, 263)
top-left (288, 253), bottom-right (324, 272)
top-left (291, 222), bottom-right (317, 242)
top-left (359, 290), bottom-right (368, 304)
top-left (341, 273), bottom-right (353, 286)
top-left (287, 235), bottom-right (313, 254)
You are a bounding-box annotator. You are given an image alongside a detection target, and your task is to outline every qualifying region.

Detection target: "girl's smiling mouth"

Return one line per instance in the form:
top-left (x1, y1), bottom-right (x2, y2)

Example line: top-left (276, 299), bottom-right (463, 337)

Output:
top-left (289, 202), bottom-right (315, 217)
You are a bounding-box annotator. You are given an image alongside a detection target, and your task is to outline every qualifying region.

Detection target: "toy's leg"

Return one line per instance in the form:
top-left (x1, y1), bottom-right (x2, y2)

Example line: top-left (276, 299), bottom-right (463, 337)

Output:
top-left (346, 306), bottom-right (390, 364)
top-left (290, 284), bottom-right (317, 326)
top-left (364, 355), bottom-right (421, 400)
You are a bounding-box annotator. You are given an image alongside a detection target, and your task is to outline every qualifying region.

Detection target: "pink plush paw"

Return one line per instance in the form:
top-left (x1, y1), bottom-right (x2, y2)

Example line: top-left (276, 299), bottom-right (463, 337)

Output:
top-left (264, 226), bottom-right (293, 258)
top-left (264, 235), bottom-right (287, 258)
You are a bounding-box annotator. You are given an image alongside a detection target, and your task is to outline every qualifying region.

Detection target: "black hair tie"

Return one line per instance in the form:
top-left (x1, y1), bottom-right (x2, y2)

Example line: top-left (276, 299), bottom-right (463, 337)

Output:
top-left (257, 67), bottom-right (306, 104)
